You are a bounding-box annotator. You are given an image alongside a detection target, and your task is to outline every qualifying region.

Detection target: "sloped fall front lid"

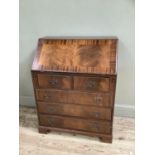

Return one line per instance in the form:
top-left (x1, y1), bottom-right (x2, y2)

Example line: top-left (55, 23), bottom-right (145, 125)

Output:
top-left (32, 37), bottom-right (118, 75)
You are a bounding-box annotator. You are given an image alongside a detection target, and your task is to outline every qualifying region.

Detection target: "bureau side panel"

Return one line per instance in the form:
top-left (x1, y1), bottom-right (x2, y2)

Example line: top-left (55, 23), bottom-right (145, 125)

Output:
top-left (109, 76), bottom-right (117, 137)
top-left (31, 71), bottom-right (41, 124)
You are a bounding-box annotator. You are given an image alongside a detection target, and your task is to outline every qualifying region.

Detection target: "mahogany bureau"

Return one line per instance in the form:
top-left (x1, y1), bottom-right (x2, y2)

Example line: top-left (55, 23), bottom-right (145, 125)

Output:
top-left (31, 37), bottom-right (118, 143)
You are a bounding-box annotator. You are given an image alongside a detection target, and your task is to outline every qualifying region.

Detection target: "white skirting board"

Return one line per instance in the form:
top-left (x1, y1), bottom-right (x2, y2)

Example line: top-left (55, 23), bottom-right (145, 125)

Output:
top-left (19, 96), bottom-right (135, 118)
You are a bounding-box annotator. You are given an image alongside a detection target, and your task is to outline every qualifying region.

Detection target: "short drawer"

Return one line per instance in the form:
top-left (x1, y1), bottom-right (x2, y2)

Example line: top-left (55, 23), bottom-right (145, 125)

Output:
top-left (37, 74), bottom-right (72, 89)
top-left (36, 89), bottom-right (112, 107)
top-left (39, 114), bottom-right (112, 134)
top-left (36, 89), bottom-right (68, 103)
top-left (74, 76), bottom-right (110, 92)
top-left (38, 102), bottom-right (112, 120)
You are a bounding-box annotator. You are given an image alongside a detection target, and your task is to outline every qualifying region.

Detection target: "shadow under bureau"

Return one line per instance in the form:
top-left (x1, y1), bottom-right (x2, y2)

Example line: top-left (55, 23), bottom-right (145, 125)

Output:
top-left (31, 37), bottom-right (118, 143)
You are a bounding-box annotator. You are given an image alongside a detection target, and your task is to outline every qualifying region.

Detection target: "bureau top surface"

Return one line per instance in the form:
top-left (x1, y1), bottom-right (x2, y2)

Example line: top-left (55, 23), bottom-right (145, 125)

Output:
top-left (32, 37), bottom-right (118, 75)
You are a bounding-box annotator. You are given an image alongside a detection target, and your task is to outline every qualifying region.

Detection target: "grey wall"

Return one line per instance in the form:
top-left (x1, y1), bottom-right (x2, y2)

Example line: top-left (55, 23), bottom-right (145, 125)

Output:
top-left (19, 0), bottom-right (135, 117)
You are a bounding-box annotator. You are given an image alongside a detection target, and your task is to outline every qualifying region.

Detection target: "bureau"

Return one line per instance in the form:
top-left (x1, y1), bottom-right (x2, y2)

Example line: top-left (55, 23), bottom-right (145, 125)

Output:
top-left (31, 37), bottom-right (118, 143)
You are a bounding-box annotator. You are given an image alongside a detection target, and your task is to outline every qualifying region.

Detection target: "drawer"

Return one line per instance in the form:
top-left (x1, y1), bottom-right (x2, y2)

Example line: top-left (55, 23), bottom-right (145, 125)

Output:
top-left (74, 76), bottom-right (110, 92)
top-left (37, 74), bottom-right (72, 89)
top-left (38, 102), bottom-right (112, 120)
top-left (39, 114), bottom-right (112, 134)
top-left (36, 89), bottom-right (68, 103)
top-left (69, 91), bottom-right (112, 107)
top-left (36, 89), bottom-right (112, 107)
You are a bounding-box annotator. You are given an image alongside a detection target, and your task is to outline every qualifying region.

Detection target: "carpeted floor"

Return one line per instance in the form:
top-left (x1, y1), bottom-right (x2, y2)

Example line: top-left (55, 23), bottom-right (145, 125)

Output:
top-left (19, 106), bottom-right (135, 155)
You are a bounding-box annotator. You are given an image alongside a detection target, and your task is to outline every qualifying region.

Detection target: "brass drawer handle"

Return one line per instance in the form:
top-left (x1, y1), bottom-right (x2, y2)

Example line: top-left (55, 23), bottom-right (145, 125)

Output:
top-left (86, 81), bottom-right (97, 88)
top-left (49, 79), bottom-right (58, 85)
top-left (48, 119), bottom-right (53, 126)
top-left (95, 95), bottom-right (103, 103)
top-left (47, 107), bottom-right (56, 113)
top-left (93, 123), bottom-right (100, 130)
top-left (44, 94), bottom-right (51, 99)
top-left (95, 112), bottom-right (101, 118)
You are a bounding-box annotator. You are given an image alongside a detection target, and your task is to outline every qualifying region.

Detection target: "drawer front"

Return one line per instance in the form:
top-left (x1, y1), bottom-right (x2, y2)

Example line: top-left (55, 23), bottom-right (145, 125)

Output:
top-left (38, 102), bottom-right (112, 120)
top-left (37, 74), bottom-right (72, 89)
top-left (36, 89), bottom-right (68, 103)
top-left (69, 91), bottom-right (112, 107)
top-left (74, 76), bottom-right (110, 92)
top-left (36, 89), bottom-right (112, 107)
top-left (39, 114), bottom-right (112, 134)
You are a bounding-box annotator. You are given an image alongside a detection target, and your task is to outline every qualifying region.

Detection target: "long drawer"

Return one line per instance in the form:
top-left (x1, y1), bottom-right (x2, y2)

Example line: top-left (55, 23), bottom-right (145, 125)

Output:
top-left (38, 102), bottom-right (112, 120)
top-left (39, 114), bottom-right (112, 134)
top-left (36, 89), bottom-right (112, 107)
